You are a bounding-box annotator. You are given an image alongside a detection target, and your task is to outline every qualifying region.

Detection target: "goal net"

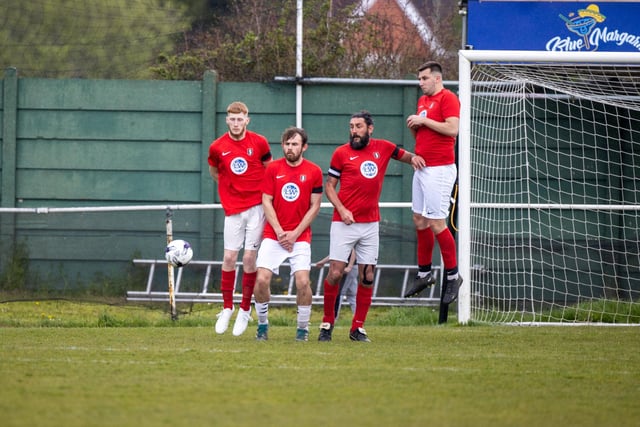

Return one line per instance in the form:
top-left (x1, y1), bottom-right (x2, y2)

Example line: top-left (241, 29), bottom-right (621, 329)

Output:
top-left (457, 51), bottom-right (640, 325)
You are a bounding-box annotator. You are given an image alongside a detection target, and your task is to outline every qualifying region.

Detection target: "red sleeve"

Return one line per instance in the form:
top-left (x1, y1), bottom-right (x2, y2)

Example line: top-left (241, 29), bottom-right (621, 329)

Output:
top-left (258, 134), bottom-right (272, 162)
top-left (328, 145), bottom-right (346, 178)
top-left (207, 141), bottom-right (218, 167)
top-left (441, 90), bottom-right (460, 119)
top-left (261, 162), bottom-right (277, 197)
top-left (312, 162), bottom-right (324, 193)
top-left (393, 146), bottom-right (407, 160)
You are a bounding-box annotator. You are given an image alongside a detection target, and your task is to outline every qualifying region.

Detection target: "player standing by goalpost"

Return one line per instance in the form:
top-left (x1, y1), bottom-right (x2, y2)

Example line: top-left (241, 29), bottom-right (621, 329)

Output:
top-left (208, 101), bottom-right (272, 336)
top-left (403, 61), bottom-right (462, 305)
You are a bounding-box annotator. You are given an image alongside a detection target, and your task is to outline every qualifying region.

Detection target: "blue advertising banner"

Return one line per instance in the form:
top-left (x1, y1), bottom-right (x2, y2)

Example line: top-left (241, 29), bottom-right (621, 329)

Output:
top-left (467, 1), bottom-right (640, 52)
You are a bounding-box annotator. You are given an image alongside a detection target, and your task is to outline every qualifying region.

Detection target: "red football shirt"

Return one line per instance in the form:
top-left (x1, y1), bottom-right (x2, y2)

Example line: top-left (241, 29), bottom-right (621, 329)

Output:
top-left (208, 130), bottom-right (272, 215)
top-left (328, 138), bottom-right (405, 223)
top-left (414, 88), bottom-right (460, 166)
top-left (261, 158), bottom-right (323, 243)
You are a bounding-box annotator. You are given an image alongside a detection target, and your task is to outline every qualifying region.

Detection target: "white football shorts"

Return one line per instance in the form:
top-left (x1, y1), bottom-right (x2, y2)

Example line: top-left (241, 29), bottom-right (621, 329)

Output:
top-left (329, 221), bottom-right (379, 266)
top-left (256, 238), bottom-right (311, 275)
top-left (412, 164), bottom-right (457, 220)
top-left (223, 204), bottom-right (265, 251)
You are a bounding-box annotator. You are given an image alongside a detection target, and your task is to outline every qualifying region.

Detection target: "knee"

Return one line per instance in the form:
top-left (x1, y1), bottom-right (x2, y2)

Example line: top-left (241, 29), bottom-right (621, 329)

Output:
top-left (242, 251), bottom-right (257, 270)
top-left (361, 264), bottom-right (375, 286)
top-left (296, 280), bottom-right (311, 296)
top-left (296, 277), bottom-right (311, 289)
top-left (413, 213), bottom-right (427, 228)
top-left (254, 277), bottom-right (270, 301)
top-left (222, 252), bottom-right (237, 269)
top-left (430, 219), bottom-right (447, 234)
top-left (255, 274), bottom-right (269, 289)
top-left (326, 269), bottom-right (343, 285)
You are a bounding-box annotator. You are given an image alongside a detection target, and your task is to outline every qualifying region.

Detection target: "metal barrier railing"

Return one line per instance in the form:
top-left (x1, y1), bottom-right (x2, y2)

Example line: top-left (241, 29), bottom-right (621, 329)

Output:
top-left (127, 259), bottom-right (442, 307)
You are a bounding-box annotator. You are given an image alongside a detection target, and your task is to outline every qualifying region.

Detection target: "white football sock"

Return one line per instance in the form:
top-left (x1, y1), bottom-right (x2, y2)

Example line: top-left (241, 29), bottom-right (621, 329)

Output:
top-left (297, 305), bottom-right (311, 329)
top-left (254, 301), bottom-right (269, 324)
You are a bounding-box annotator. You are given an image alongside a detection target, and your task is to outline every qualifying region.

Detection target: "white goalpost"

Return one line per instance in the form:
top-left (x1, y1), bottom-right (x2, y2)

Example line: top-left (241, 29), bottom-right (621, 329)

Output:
top-left (457, 50), bottom-right (640, 325)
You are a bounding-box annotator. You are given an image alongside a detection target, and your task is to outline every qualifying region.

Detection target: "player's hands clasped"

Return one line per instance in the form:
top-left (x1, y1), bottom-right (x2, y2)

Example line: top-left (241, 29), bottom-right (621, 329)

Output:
top-left (277, 232), bottom-right (295, 252)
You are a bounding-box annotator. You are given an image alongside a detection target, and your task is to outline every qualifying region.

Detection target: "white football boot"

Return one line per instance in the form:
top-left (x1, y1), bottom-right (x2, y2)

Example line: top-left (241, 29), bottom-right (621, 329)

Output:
top-left (232, 308), bottom-right (252, 336)
top-left (215, 307), bottom-right (234, 334)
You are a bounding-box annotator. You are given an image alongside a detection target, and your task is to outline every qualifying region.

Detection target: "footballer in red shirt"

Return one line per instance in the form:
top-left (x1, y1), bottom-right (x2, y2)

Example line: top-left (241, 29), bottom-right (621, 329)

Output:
top-left (253, 127), bottom-right (323, 341)
top-left (207, 101), bottom-right (272, 336)
top-left (404, 61), bottom-right (463, 306)
top-left (318, 110), bottom-right (421, 342)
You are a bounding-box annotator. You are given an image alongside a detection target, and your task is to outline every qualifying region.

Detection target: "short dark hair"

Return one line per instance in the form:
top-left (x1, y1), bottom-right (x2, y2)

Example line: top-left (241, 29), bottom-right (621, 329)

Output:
top-left (281, 126), bottom-right (308, 146)
top-left (418, 61), bottom-right (443, 75)
top-left (350, 110), bottom-right (374, 126)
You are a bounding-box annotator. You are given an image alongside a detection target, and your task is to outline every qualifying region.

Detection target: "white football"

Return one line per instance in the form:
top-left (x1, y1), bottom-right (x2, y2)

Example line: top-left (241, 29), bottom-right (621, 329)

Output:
top-left (165, 239), bottom-right (193, 267)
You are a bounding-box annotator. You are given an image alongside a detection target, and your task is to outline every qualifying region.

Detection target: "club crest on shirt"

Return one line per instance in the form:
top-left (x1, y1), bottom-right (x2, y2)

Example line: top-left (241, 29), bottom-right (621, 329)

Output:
top-left (360, 160), bottom-right (378, 179)
top-left (281, 182), bottom-right (300, 201)
top-left (231, 157), bottom-right (248, 175)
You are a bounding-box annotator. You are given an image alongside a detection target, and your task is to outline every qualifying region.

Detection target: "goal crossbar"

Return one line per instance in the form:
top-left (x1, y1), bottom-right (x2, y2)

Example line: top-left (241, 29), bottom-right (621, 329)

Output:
top-left (459, 50), bottom-right (640, 64)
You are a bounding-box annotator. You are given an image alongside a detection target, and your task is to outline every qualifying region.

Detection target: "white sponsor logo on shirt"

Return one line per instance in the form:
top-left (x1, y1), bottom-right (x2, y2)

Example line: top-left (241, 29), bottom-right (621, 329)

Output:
top-left (281, 183), bottom-right (300, 201)
top-left (360, 161), bottom-right (378, 179)
top-left (231, 157), bottom-right (248, 175)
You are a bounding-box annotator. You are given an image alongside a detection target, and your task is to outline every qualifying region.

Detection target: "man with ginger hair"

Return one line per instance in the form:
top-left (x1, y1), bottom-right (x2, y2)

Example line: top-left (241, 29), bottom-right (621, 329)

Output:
top-left (208, 101), bottom-right (272, 336)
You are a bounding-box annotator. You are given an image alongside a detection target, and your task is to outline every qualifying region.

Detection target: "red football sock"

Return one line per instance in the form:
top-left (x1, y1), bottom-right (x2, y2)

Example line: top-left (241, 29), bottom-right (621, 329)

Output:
top-left (417, 228), bottom-right (435, 267)
top-left (240, 271), bottom-right (256, 311)
top-left (436, 229), bottom-right (458, 270)
top-left (220, 270), bottom-right (236, 309)
top-left (351, 284), bottom-right (373, 331)
top-left (322, 280), bottom-right (339, 324)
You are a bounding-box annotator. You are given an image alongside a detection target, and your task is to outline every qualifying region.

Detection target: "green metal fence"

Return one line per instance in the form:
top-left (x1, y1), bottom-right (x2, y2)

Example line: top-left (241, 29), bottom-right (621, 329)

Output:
top-left (1, 68), bottom-right (428, 290)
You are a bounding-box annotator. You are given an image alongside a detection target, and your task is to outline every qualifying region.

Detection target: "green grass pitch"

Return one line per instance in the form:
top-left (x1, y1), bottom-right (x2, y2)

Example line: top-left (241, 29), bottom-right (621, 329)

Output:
top-left (1, 300), bottom-right (639, 427)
